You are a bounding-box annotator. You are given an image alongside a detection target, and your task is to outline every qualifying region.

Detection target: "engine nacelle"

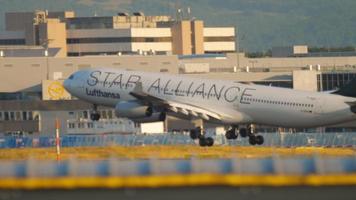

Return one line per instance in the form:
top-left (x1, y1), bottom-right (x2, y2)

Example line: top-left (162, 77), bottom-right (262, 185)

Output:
top-left (115, 100), bottom-right (166, 123)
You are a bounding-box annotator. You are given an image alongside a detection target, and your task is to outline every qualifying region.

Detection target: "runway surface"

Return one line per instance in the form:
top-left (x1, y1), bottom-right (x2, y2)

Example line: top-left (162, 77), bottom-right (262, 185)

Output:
top-left (1, 186), bottom-right (355, 200)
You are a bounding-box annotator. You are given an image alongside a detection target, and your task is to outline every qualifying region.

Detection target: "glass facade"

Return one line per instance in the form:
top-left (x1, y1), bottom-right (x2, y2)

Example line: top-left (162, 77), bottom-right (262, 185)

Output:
top-left (0, 92), bottom-right (42, 100)
top-left (204, 36), bottom-right (235, 42)
top-left (0, 39), bottom-right (25, 45)
top-left (317, 72), bottom-right (356, 91)
top-left (66, 17), bottom-right (114, 29)
top-left (67, 37), bottom-right (172, 44)
top-left (0, 111), bottom-right (34, 121)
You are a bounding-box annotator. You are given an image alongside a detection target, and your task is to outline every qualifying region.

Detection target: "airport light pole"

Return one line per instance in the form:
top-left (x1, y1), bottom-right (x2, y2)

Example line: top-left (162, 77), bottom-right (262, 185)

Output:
top-left (41, 39), bottom-right (53, 80)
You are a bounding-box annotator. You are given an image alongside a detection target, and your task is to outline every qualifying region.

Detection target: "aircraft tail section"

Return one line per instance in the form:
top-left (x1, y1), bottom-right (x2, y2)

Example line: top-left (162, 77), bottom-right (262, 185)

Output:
top-left (333, 78), bottom-right (356, 98)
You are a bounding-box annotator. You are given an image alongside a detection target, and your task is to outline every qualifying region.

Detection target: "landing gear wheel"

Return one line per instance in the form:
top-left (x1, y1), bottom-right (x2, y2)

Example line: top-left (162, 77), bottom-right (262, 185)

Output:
top-left (90, 113), bottom-right (100, 121)
top-left (255, 135), bottom-right (264, 145)
top-left (225, 129), bottom-right (238, 140)
top-left (190, 127), bottom-right (202, 140)
top-left (239, 128), bottom-right (248, 138)
top-left (249, 136), bottom-right (257, 145)
top-left (205, 137), bottom-right (214, 147)
top-left (199, 138), bottom-right (207, 147)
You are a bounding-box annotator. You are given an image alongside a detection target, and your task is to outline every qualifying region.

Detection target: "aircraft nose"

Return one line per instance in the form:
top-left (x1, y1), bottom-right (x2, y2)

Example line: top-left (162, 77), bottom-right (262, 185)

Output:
top-left (63, 78), bottom-right (71, 91)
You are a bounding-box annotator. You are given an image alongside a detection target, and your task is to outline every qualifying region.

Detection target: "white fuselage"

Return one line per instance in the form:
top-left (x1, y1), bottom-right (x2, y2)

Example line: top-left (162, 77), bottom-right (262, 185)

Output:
top-left (64, 68), bottom-right (356, 128)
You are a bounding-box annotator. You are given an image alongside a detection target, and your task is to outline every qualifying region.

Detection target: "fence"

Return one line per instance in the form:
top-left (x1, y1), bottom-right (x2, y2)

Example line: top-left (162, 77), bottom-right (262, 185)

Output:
top-left (0, 156), bottom-right (355, 178)
top-left (0, 132), bottom-right (355, 148)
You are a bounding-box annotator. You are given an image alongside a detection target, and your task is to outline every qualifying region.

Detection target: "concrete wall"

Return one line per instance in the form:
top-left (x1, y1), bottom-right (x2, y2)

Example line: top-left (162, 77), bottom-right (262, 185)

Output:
top-left (203, 27), bottom-right (235, 53)
top-left (179, 53), bottom-right (238, 72)
top-left (292, 70), bottom-right (318, 92)
top-left (191, 21), bottom-right (204, 54)
top-left (39, 19), bottom-right (67, 57)
top-left (171, 21), bottom-right (192, 55)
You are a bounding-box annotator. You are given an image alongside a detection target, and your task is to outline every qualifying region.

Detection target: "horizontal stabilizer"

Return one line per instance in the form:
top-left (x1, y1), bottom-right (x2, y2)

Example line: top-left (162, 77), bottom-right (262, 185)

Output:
top-left (333, 78), bottom-right (356, 98)
top-left (345, 101), bottom-right (356, 113)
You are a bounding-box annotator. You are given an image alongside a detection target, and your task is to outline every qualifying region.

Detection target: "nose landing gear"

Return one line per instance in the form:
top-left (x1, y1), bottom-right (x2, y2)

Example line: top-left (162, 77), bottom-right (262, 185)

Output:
top-left (90, 104), bottom-right (101, 121)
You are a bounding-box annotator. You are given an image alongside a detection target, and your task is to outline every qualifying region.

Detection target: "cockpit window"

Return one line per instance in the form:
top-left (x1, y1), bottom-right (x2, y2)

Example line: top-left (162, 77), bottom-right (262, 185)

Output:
top-left (68, 75), bottom-right (74, 80)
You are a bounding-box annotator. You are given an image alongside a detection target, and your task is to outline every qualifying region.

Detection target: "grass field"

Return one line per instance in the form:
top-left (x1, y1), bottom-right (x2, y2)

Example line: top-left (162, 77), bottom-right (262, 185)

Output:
top-left (0, 146), bottom-right (354, 160)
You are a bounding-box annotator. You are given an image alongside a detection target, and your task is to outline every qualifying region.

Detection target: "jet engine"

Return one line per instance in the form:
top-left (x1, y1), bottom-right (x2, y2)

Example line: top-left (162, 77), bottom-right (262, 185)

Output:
top-left (115, 100), bottom-right (166, 123)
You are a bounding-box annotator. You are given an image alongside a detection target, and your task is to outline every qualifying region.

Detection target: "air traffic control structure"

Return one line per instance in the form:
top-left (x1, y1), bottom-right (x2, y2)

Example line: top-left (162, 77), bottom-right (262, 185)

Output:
top-left (1, 11), bottom-right (356, 135)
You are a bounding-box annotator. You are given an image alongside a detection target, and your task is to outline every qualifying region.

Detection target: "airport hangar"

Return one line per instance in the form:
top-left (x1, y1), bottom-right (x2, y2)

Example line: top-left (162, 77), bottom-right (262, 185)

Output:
top-left (1, 11), bottom-right (356, 136)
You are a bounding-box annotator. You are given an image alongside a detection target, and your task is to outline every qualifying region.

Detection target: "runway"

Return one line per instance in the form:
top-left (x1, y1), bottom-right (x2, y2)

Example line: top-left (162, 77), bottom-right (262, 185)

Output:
top-left (1, 186), bottom-right (355, 200)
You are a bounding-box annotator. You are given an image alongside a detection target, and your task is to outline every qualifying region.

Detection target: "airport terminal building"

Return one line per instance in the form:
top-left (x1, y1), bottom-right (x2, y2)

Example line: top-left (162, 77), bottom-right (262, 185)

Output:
top-left (1, 11), bottom-right (356, 135)
top-left (1, 10), bottom-right (235, 57)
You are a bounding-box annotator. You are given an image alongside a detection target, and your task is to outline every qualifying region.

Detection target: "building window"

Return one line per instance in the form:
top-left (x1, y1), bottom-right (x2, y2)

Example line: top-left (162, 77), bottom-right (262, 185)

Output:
top-left (28, 111), bottom-right (33, 120)
top-left (77, 122), bottom-right (83, 129)
top-left (66, 37), bottom-right (171, 44)
top-left (204, 36), bottom-right (235, 42)
top-left (319, 72), bottom-right (356, 91)
top-left (0, 39), bottom-right (25, 45)
top-left (4, 112), bottom-right (9, 121)
top-left (108, 110), bottom-right (113, 119)
top-left (87, 122), bottom-right (94, 128)
top-left (83, 111), bottom-right (88, 119)
top-left (101, 110), bottom-right (107, 119)
top-left (0, 112), bottom-right (2, 121)
top-left (68, 123), bottom-right (75, 129)
top-left (15, 111), bottom-right (21, 120)
top-left (22, 111), bottom-right (27, 120)
top-left (10, 112), bottom-right (15, 120)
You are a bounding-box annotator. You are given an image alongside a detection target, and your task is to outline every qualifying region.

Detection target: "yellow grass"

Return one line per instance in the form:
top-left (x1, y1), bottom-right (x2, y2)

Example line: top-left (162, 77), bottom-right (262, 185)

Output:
top-left (0, 146), bottom-right (354, 160)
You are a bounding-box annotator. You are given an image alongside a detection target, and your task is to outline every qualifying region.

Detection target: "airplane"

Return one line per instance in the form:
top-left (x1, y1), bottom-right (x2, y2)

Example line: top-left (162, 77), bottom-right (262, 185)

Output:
top-left (63, 68), bottom-right (356, 147)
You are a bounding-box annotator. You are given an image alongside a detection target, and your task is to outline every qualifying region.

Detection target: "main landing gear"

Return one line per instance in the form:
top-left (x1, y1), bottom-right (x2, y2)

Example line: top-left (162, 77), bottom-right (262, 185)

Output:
top-left (225, 125), bottom-right (264, 145)
top-left (90, 104), bottom-right (101, 121)
top-left (189, 127), bottom-right (214, 147)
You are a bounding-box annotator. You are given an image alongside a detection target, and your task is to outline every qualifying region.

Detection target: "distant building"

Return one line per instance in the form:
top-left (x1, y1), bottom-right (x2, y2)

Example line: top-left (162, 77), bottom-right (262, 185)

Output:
top-left (0, 100), bottom-right (136, 135)
top-left (0, 10), bottom-right (236, 57)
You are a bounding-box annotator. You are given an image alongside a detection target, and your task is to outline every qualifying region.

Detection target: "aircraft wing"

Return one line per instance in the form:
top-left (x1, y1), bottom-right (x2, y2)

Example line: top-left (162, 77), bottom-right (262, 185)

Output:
top-left (129, 82), bottom-right (222, 121)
